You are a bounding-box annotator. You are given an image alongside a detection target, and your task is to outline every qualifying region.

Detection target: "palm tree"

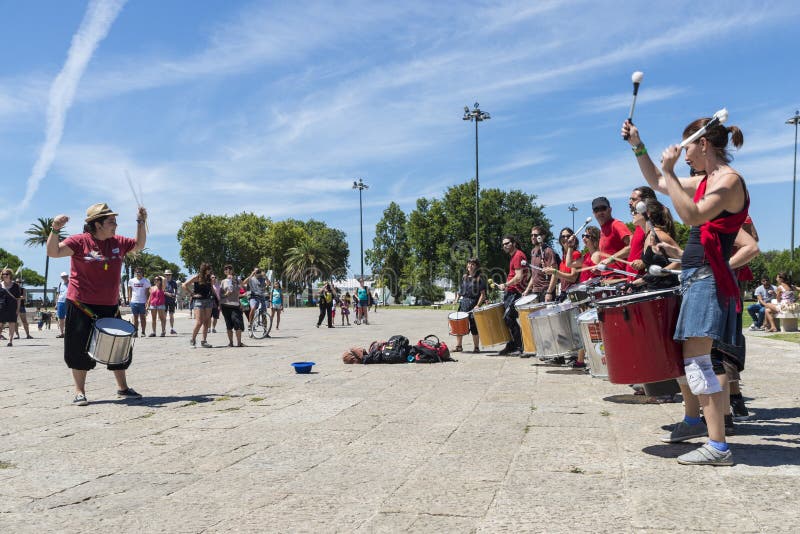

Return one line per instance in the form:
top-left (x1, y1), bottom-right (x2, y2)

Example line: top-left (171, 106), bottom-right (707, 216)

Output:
top-left (284, 237), bottom-right (333, 305)
top-left (24, 217), bottom-right (65, 305)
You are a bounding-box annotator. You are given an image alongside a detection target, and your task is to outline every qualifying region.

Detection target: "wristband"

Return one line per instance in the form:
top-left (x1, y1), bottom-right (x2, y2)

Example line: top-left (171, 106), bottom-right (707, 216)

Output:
top-left (136, 219), bottom-right (145, 224)
top-left (51, 228), bottom-right (61, 233)
top-left (632, 143), bottom-right (647, 157)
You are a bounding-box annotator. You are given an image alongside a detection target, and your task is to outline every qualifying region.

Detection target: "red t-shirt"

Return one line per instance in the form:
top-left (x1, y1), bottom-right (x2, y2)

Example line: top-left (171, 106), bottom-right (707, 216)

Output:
top-left (506, 249), bottom-right (529, 293)
top-left (579, 251), bottom-right (596, 282)
top-left (64, 233), bottom-right (137, 306)
top-left (626, 225), bottom-right (646, 276)
top-left (559, 250), bottom-right (582, 292)
top-left (600, 218), bottom-right (631, 274)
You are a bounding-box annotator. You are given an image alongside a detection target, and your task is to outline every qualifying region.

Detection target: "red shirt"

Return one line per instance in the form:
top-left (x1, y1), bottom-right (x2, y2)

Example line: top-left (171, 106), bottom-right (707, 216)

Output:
top-left (579, 251), bottom-right (596, 282)
top-left (64, 233), bottom-right (136, 306)
top-left (506, 249), bottom-right (529, 293)
top-left (626, 225), bottom-right (646, 276)
top-left (559, 250), bottom-right (582, 292)
top-left (600, 218), bottom-right (631, 274)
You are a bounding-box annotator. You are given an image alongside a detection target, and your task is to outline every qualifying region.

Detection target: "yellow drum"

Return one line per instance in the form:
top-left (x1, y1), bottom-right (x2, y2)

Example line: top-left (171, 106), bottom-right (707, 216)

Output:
top-left (516, 299), bottom-right (546, 355)
top-left (473, 303), bottom-right (511, 347)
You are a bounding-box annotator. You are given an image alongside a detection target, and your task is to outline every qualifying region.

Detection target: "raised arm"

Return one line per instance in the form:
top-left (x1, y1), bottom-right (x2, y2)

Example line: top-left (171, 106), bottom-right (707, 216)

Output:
top-left (133, 207), bottom-right (147, 252)
top-left (47, 215), bottom-right (75, 258)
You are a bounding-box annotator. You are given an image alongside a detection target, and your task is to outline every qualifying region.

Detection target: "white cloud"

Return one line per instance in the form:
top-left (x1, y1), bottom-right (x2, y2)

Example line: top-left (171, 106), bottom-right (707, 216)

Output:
top-left (17, 0), bottom-right (127, 214)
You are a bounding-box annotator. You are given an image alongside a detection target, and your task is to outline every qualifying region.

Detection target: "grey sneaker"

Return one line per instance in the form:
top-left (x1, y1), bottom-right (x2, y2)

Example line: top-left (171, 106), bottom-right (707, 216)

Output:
top-left (117, 388), bottom-right (142, 399)
top-left (660, 420), bottom-right (708, 443)
top-left (677, 443), bottom-right (734, 466)
top-left (73, 394), bottom-right (89, 406)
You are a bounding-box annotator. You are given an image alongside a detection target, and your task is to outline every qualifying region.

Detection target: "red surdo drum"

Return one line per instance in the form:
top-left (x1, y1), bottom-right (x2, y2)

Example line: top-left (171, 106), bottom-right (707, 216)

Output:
top-left (448, 311), bottom-right (470, 336)
top-left (595, 288), bottom-right (684, 385)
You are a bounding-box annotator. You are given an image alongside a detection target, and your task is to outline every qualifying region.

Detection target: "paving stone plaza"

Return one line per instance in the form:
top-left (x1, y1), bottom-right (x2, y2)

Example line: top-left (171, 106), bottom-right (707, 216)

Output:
top-left (1, 307), bottom-right (798, 533)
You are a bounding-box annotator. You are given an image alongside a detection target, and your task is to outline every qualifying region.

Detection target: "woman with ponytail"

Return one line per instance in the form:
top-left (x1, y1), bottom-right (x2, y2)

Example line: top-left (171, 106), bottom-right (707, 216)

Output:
top-left (622, 116), bottom-right (748, 466)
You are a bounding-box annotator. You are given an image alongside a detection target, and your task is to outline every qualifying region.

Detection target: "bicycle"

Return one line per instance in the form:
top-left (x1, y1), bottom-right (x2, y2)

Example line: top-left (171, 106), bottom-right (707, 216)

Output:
top-left (249, 305), bottom-right (273, 339)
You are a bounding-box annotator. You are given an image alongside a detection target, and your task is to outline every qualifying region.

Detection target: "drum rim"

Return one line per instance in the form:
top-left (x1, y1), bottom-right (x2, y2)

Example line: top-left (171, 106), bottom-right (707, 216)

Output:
top-left (577, 308), bottom-right (598, 321)
top-left (475, 302), bottom-right (504, 311)
top-left (94, 317), bottom-right (135, 334)
top-left (595, 287), bottom-right (679, 307)
top-left (448, 311), bottom-right (470, 319)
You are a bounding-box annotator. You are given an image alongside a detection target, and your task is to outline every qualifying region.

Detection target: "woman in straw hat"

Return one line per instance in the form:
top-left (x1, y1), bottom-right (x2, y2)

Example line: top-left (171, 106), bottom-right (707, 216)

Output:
top-left (47, 202), bottom-right (147, 406)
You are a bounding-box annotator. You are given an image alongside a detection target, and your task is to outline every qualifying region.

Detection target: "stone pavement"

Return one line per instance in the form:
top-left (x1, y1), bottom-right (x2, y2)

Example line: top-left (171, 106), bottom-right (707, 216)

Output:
top-left (0, 307), bottom-right (798, 533)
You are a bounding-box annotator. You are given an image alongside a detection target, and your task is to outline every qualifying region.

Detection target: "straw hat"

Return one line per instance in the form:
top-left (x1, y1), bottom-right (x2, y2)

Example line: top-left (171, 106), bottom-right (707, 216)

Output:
top-left (85, 203), bottom-right (118, 223)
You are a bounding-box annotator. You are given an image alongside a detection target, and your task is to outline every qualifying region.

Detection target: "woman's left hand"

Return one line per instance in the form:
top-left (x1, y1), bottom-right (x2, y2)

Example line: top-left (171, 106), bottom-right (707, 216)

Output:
top-left (543, 267), bottom-right (555, 275)
top-left (661, 144), bottom-right (682, 174)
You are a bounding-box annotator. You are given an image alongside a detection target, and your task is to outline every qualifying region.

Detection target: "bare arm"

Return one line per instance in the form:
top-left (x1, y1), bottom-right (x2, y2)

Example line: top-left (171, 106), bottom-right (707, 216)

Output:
top-left (182, 274), bottom-right (198, 292)
top-left (728, 227), bottom-right (759, 270)
top-left (47, 215), bottom-right (75, 258)
top-left (622, 121), bottom-right (701, 195)
top-left (133, 207), bottom-right (147, 253)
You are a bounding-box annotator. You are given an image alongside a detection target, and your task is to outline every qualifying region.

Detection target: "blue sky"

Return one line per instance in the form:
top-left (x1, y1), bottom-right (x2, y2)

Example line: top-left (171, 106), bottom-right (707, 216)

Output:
top-left (2, 0), bottom-right (799, 282)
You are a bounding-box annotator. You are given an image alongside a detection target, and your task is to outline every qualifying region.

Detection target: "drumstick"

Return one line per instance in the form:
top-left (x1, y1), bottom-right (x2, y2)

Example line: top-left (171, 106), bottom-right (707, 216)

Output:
top-left (680, 108), bottom-right (728, 147)
top-left (573, 216), bottom-right (593, 236)
top-left (597, 252), bottom-right (635, 267)
top-left (594, 264), bottom-right (633, 277)
top-left (648, 265), bottom-right (682, 276)
top-left (125, 170), bottom-right (149, 233)
top-left (623, 71), bottom-right (644, 141)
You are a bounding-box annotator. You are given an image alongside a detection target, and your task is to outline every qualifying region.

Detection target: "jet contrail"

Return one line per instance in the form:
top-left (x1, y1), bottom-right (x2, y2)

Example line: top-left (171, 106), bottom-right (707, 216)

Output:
top-left (19, 0), bottom-right (126, 212)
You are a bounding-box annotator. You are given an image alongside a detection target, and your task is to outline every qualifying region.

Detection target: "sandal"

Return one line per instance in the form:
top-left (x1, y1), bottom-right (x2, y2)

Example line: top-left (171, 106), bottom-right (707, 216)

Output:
top-left (237, 342), bottom-right (246, 347)
top-left (768, 328), bottom-right (778, 333)
top-left (453, 346), bottom-right (463, 352)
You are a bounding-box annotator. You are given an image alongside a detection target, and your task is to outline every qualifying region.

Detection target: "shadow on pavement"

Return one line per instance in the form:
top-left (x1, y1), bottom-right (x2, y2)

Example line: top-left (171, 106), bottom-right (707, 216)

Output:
top-left (89, 394), bottom-right (218, 408)
top-left (602, 394), bottom-right (674, 405)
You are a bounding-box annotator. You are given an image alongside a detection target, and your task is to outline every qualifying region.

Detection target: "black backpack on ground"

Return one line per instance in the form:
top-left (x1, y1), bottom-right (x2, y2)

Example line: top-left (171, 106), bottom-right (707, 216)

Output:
top-left (363, 335), bottom-right (411, 364)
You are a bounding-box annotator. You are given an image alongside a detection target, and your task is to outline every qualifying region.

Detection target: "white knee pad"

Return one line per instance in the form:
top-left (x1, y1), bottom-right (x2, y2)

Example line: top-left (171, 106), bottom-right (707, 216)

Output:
top-left (684, 355), bottom-right (722, 395)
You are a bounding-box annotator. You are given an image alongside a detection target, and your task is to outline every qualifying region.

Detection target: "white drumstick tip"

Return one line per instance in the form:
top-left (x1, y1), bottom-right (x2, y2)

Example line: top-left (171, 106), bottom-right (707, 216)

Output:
top-left (631, 71), bottom-right (644, 83)
top-left (714, 107), bottom-right (728, 123)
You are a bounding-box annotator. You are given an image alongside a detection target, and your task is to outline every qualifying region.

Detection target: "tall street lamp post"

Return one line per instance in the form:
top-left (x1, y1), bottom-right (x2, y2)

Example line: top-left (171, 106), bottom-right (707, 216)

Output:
top-left (353, 178), bottom-right (369, 279)
top-left (568, 204), bottom-right (578, 231)
top-left (463, 102), bottom-right (490, 259)
top-left (787, 111), bottom-right (800, 262)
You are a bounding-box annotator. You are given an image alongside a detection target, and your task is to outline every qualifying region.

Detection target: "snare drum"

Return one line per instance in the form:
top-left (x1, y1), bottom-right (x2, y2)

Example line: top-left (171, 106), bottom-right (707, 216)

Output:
top-left (472, 303), bottom-right (511, 347)
top-left (448, 311), bottom-right (470, 336)
top-left (566, 285), bottom-right (590, 306)
top-left (529, 302), bottom-right (583, 359)
top-left (514, 294), bottom-right (538, 310)
top-left (86, 317), bottom-right (135, 366)
top-left (577, 308), bottom-right (607, 379)
top-left (595, 288), bottom-right (683, 385)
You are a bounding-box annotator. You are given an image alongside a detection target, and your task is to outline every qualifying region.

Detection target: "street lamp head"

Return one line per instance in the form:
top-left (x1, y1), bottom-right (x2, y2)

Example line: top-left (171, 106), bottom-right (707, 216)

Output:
top-left (786, 110), bottom-right (800, 125)
top-left (474, 102), bottom-right (479, 109)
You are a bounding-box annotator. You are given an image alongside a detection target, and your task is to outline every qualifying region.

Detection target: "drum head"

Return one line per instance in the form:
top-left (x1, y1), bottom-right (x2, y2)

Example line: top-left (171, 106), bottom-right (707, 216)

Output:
top-left (476, 303), bottom-right (504, 312)
top-left (449, 311), bottom-right (469, 320)
top-left (577, 308), bottom-right (598, 322)
top-left (95, 317), bottom-right (135, 336)
top-left (595, 288), bottom-right (678, 307)
top-left (514, 294), bottom-right (537, 308)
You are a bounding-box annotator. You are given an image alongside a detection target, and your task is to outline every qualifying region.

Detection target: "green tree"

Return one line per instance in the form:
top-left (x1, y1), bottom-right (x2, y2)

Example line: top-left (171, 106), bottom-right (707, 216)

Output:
top-left (295, 219), bottom-right (349, 280)
top-left (24, 217), bottom-right (65, 305)
top-left (177, 213), bottom-right (271, 275)
top-left (0, 248), bottom-right (24, 272)
top-left (365, 202), bottom-right (408, 302)
top-left (19, 268), bottom-right (44, 287)
top-left (264, 221), bottom-right (309, 282)
top-left (284, 236), bottom-right (333, 305)
top-left (404, 197), bottom-right (447, 298)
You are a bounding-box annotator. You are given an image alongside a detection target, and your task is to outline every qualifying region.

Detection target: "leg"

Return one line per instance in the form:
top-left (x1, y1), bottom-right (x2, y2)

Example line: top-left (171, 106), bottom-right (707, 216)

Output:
top-left (140, 312), bottom-right (147, 335)
top-left (455, 334), bottom-right (463, 350)
top-left (150, 309), bottom-right (157, 335)
top-left (159, 310), bottom-right (166, 334)
top-left (112, 369), bottom-right (129, 391)
top-left (317, 307), bottom-right (325, 327)
top-left (201, 309), bottom-right (211, 341)
top-left (72, 369), bottom-right (88, 395)
top-left (6, 322), bottom-right (15, 346)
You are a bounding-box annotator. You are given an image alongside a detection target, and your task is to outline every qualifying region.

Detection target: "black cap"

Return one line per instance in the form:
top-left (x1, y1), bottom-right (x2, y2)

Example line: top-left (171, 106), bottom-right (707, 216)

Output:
top-left (592, 197), bottom-right (610, 210)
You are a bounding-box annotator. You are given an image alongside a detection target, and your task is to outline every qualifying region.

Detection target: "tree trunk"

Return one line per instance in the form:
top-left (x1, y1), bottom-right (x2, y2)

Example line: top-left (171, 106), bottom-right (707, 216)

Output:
top-left (306, 278), bottom-right (313, 306)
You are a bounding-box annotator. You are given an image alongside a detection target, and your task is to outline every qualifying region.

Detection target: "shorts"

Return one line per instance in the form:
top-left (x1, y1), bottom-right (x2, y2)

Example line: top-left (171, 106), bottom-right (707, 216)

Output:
top-left (674, 266), bottom-right (737, 344)
top-left (221, 305), bottom-right (244, 331)
top-left (211, 307), bottom-right (220, 319)
top-left (150, 305), bottom-right (166, 311)
top-left (165, 300), bottom-right (176, 314)
top-left (64, 299), bottom-right (132, 371)
top-left (193, 298), bottom-right (214, 309)
top-left (249, 296), bottom-right (268, 310)
top-left (130, 302), bottom-right (147, 315)
top-left (359, 300), bottom-right (368, 307)
top-left (56, 301), bottom-right (67, 319)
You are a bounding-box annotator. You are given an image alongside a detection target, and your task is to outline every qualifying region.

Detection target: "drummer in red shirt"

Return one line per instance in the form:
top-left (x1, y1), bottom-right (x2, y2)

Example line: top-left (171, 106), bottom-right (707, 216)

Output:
top-left (592, 196), bottom-right (631, 274)
top-left (496, 235), bottom-right (528, 356)
top-left (47, 203), bottom-right (147, 406)
top-left (627, 186), bottom-right (657, 275)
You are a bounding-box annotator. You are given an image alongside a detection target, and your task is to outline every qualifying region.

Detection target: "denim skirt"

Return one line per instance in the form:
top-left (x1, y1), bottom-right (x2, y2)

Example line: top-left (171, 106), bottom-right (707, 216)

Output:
top-left (674, 266), bottom-right (737, 344)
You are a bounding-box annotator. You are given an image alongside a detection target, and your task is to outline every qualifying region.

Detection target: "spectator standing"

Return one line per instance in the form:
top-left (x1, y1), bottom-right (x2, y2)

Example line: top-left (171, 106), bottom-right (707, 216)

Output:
top-left (356, 278), bottom-right (369, 325)
top-left (220, 264), bottom-right (246, 347)
top-left (317, 282), bottom-right (336, 328)
top-left (127, 269), bottom-right (150, 337)
top-left (55, 272), bottom-right (69, 337)
top-left (0, 269), bottom-right (21, 346)
top-left (210, 275), bottom-right (221, 333)
top-left (270, 280), bottom-right (283, 330)
top-left (182, 263), bottom-right (215, 348)
top-left (163, 270), bottom-right (178, 334)
top-left (340, 292), bottom-right (351, 326)
top-left (15, 279), bottom-right (33, 339)
top-left (147, 276), bottom-right (167, 337)
top-left (243, 268), bottom-right (269, 327)
top-left (522, 226), bottom-right (558, 302)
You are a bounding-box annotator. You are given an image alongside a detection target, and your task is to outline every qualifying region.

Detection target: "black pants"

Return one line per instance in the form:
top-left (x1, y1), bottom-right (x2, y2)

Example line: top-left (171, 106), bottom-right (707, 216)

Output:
top-left (502, 291), bottom-right (522, 350)
top-left (317, 303), bottom-right (333, 327)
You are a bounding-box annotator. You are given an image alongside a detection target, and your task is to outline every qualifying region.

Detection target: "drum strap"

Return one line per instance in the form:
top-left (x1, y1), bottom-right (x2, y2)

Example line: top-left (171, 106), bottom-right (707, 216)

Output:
top-left (72, 300), bottom-right (98, 320)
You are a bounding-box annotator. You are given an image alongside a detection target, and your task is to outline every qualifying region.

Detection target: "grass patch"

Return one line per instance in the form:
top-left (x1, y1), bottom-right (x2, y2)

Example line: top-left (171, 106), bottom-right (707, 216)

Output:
top-left (600, 410), bottom-right (611, 417)
top-left (524, 425), bottom-right (531, 434)
top-left (768, 332), bottom-right (800, 344)
top-left (0, 460), bottom-right (15, 469)
top-left (568, 466), bottom-right (585, 474)
top-left (530, 405), bottom-right (537, 411)
top-left (137, 412), bottom-right (155, 419)
top-left (214, 396), bottom-right (231, 402)
top-left (180, 400), bottom-right (198, 407)
top-left (250, 397), bottom-right (265, 402)
top-left (218, 407), bottom-right (240, 412)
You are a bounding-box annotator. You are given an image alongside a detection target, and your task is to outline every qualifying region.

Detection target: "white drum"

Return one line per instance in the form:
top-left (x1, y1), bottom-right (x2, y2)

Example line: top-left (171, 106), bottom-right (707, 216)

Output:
top-left (87, 317), bottom-right (135, 366)
top-left (577, 308), bottom-right (607, 379)
top-left (514, 294), bottom-right (538, 310)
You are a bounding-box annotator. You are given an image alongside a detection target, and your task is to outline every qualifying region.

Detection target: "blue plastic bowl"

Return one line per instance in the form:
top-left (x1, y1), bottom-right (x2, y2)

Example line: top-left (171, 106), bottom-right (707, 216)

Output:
top-left (291, 361), bottom-right (315, 374)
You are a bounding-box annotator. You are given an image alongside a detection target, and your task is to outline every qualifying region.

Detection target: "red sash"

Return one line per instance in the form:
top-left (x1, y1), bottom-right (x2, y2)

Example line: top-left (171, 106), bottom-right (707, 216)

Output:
top-left (693, 176), bottom-right (749, 312)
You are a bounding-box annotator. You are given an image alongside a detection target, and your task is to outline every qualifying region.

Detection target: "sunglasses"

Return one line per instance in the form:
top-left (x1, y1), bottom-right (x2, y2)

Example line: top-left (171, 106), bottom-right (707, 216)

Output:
top-left (559, 235), bottom-right (571, 240)
top-left (582, 234), bottom-right (591, 239)
top-left (593, 206), bottom-right (608, 213)
top-left (502, 241), bottom-right (511, 246)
